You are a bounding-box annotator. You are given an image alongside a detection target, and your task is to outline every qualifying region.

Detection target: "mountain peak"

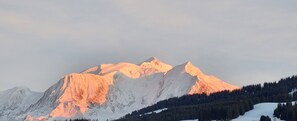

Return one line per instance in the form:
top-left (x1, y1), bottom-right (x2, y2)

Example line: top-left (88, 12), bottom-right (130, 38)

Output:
top-left (183, 61), bottom-right (193, 66)
top-left (142, 57), bottom-right (160, 63)
top-left (15, 86), bottom-right (30, 90)
top-left (139, 57), bottom-right (172, 72)
top-left (180, 61), bottom-right (204, 76)
top-left (4, 86), bottom-right (31, 93)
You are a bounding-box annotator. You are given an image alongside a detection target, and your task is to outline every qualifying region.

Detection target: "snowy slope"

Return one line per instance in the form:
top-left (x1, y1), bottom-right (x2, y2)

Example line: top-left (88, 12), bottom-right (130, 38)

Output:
top-left (0, 57), bottom-right (238, 121)
top-left (24, 73), bottom-right (111, 120)
top-left (156, 62), bottom-right (199, 101)
top-left (84, 72), bottom-right (166, 120)
top-left (0, 86), bottom-right (43, 121)
top-left (180, 103), bottom-right (284, 121)
top-left (232, 103), bottom-right (283, 121)
top-left (142, 108), bottom-right (168, 116)
top-left (157, 61), bottom-right (238, 101)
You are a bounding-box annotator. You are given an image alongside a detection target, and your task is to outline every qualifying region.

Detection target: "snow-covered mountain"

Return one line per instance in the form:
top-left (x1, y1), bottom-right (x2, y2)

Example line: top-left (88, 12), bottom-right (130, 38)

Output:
top-left (0, 87), bottom-right (43, 121)
top-left (0, 57), bottom-right (239, 121)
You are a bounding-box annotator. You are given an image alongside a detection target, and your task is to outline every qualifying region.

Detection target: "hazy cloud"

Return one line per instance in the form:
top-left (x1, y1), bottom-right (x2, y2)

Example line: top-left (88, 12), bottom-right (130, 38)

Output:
top-left (0, 0), bottom-right (297, 91)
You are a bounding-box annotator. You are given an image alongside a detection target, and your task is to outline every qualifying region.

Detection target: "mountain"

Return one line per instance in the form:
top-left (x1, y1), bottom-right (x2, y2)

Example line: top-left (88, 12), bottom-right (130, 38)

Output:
top-left (0, 86), bottom-right (43, 121)
top-left (0, 57), bottom-right (238, 121)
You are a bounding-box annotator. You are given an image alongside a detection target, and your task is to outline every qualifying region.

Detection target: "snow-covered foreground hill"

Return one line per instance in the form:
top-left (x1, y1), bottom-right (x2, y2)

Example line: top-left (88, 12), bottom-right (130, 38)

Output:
top-left (181, 103), bottom-right (284, 121)
top-left (0, 57), bottom-right (238, 121)
top-left (232, 103), bottom-right (283, 121)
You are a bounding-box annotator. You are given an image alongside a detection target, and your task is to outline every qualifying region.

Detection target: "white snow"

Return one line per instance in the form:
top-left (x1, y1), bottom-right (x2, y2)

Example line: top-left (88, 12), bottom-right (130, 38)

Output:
top-left (181, 119), bottom-right (199, 121)
top-left (289, 88), bottom-right (297, 95)
top-left (232, 103), bottom-right (283, 121)
top-left (140, 108), bottom-right (168, 116)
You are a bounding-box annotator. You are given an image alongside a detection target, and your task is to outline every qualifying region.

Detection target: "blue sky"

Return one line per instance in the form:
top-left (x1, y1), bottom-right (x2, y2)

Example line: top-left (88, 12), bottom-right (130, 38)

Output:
top-left (1, 0), bottom-right (297, 91)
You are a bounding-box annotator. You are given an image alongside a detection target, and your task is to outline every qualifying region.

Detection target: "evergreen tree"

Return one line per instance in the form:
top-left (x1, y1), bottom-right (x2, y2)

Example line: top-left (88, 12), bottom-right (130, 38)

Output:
top-left (260, 115), bottom-right (271, 121)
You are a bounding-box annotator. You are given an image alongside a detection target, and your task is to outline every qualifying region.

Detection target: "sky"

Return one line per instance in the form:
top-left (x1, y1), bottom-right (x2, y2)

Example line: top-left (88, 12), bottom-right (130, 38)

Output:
top-left (1, 0), bottom-right (297, 92)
